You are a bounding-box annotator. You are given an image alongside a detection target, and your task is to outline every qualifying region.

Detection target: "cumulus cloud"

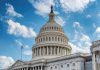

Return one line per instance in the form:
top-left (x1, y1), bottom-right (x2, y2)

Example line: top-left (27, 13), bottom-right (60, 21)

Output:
top-left (28, 0), bottom-right (54, 17)
top-left (28, 0), bottom-right (93, 15)
top-left (94, 27), bottom-right (100, 38)
top-left (60, 0), bottom-right (91, 12)
top-left (71, 21), bottom-right (91, 53)
top-left (0, 56), bottom-right (14, 69)
top-left (6, 3), bottom-right (23, 17)
top-left (69, 42), bottom-right (90, 54)
top-left (6, 19), bottom-right (37, 38)
top-left (23, 50), bottom-right (32, 56)
top-left (55, 16), bottom-right (65, 26)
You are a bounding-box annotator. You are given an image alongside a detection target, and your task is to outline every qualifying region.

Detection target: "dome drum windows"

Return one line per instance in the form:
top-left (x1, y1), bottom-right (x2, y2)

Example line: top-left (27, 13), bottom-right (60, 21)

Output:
top-left (37, 35), bottom-right (67, 44)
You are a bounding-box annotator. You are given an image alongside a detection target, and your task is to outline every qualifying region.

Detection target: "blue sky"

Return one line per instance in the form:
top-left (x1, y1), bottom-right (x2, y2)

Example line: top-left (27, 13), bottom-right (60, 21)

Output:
top-left (0, 0), bottom-right (100, 69)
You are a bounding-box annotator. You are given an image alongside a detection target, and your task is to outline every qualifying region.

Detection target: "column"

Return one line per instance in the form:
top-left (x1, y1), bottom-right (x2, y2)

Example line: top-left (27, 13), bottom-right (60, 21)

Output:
top-left (37, 66), bottom-right (39, 70)
top-left (33, 67), bottom-right (35, 70)
top-left (43, 47), bottom-right (45, 55)
top-left (92, 52), bottom-right (96, 70)
top-left (34, 67), bottom-right (35, 70)
top-left (47, 46), bottom-right (48, 55)
top-left (51, 46), bottom-right (52, 55)
top-left (27, 67), bottom-right (28, 70)
top-left (54, 46), bottom-right (55, 55)
top-left (57, 46), bottom-right (59, 55)
top-left (40, 47), bottom-right (41, 56)
top-left (60, 47), bottom-right (62, 55)
top-left (41, 66), bottom-right (42, 70)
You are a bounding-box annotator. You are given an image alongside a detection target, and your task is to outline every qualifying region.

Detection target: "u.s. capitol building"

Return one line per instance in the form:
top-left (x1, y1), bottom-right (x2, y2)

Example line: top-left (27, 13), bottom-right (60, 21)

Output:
top-left (8, 6), bottom-right (100, 70)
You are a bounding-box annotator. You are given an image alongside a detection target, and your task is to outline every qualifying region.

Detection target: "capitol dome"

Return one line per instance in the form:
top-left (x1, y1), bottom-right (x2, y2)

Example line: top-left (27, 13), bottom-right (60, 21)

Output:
top-left (32, 6), bottom-right (72, 60)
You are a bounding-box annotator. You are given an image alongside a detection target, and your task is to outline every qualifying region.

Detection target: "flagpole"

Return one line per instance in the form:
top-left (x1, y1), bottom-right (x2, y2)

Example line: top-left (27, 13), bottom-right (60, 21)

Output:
top-left (21, 46), bottom-right (23, 60)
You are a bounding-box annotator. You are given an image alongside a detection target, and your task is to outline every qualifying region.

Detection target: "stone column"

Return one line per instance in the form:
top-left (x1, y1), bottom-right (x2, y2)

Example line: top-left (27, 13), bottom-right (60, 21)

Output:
top-left (41, 66), bottom-right (42, 70)
top-left (51, 46), bottom-right (52, 55)
top-left (54, 46), bottom-right (55, 55)
top-left (92, 52), bottom-right (96, 70)
top-left (38, 66), bottom-right (39, 70)
top-left (27, 67), bottom-right (28, 70)
top-left (33, 67), bottom-right (35, 70)
top-left (57, 46), bottom-right (59, 55)
top-left (40, 47), bottom-right (41, 56)
top-left (43, 46), bottom-right (45, 55)
top-left (47, 46), bottom-right (48, 55)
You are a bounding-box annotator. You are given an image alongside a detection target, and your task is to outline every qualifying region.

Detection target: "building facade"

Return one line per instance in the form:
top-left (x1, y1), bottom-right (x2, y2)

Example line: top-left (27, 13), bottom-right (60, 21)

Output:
top-left (8, 6), bottom-right (100, 70)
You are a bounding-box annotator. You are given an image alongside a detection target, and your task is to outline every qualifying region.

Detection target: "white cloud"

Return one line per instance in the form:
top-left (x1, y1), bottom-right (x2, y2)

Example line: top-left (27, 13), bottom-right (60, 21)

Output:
top-left (7, 19), bottom-right (37, 38)
top-left (28, 0), bottom-right (54, 17)
top-left (71, 21), bottom-right (91, 53)
top-left (69, 42), bottom-right (90, 54)
top-left (0, 56), bottom-right (14, 69)
top-left (60, 0), bottom-right (90, 12)
top-left (73, 22), bottom-right (83, 29)
top-left (6, 3), bottom-right (23, 17)
top-left (28, 0), bottom-right (95, 17)
top-left (23, 50), bottom-right (32, 56)
top-left (94, 27), bottom-right (100, 38)
top-left (73, 31), bottom-right (91, 48)
top-left (55, 16), bottom-right (65, 26)
top-left (90, 0), bottom-right (96, 2)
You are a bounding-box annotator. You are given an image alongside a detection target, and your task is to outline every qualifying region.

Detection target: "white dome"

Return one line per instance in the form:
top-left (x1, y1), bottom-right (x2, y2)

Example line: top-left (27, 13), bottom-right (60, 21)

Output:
top-left (32, 6), bottom-right (72, 60)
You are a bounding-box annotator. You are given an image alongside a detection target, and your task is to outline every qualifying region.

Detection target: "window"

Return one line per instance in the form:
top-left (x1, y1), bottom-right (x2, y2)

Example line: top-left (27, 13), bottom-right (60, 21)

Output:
top-left (43, 37), bottom-right (45, 42)
top-left (55, 37), bottom-right (57, 41)
top-left (73, 63), bottom-right (75, 66)
top-left (50, 67), bottom-right (52, 69)
top-left (54, 27), bottom-right (56, 30)
top-left (55, 66), bottom-right (57, 69)
top-left (46, 37), bottom-right (48, 41)
top-left (52, 37), bottom-right (54, 41)
top-left (52, 27), bottom-right (53, 30)
top-left (58, 37), bottom-right (59, 41)
top-left (67, 64), bottom-right (69, 67)
top-left (41, 38), bottom-right (42, 42)
top-left (61, 65), bottom-right (63, 68)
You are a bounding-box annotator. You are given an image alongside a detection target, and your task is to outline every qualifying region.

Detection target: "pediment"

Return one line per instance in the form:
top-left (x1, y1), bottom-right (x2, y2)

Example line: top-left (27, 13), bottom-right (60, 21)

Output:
top-left (11, 60), bottom-right (25, 67)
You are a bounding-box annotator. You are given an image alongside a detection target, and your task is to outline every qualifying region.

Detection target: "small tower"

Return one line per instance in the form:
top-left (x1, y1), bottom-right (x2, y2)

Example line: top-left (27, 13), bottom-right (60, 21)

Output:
top-left (91, 40), bottom-right (100, 70)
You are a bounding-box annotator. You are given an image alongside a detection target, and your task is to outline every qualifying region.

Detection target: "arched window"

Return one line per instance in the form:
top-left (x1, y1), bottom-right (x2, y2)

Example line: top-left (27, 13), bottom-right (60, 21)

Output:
top-left (55, 37), bottom-right (57, 41)
top-left (54, 27), bottom-right (56, 30)
top-left (43, 37), bottom-right (45, 42)
top-left (73, 63), bottom-right (75, 66)
top-left (39, 39), bottom-right (40, 43)
top-left (52, 27), bottom-right (53, 30)
top-left (61, 38), bottom-right (62, 42)
top-left (50, 67), bottom-right (52, 69)
top-left (58, 37), bottom-right (59, 41)
top-left (41, 38), bottom-right (42, 42)
top-left (55, 66), bottom-right (57, 69)
top-left (61, 65), bottom-right (63, 68)
top-left (52, 37), bottom-right (54, 41)
top-left (67, 64), bottom-right (69, 67)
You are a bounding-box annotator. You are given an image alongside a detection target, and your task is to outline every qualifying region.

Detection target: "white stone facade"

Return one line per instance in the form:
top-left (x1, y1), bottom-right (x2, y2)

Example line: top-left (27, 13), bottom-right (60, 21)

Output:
top-left (91, 40), bottom-right (100, 70)
top-left (8, 6), bottom-right (100, 70)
